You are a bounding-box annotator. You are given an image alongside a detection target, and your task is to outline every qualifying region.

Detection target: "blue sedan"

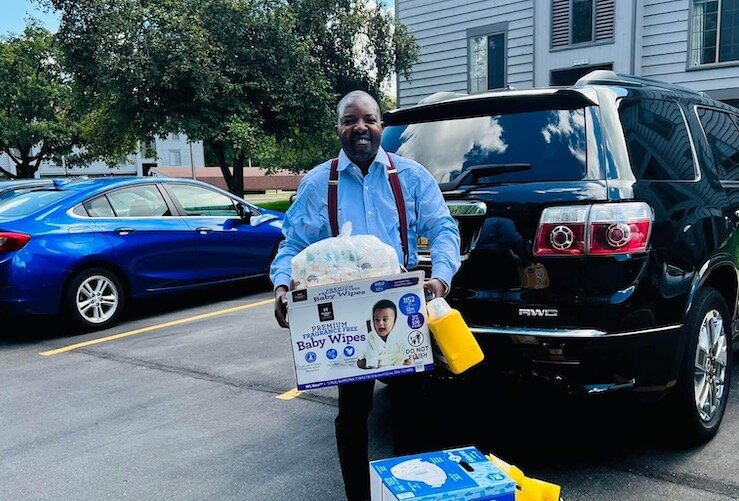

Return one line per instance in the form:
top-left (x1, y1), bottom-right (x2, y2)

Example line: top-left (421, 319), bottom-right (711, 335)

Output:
top-left (0, 176), bottom-right (284, 331)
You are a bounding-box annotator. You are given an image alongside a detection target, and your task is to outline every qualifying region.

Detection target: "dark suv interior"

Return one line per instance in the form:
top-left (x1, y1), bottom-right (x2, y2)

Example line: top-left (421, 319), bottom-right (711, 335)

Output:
top-left (381, 70), bottom-right (739, 444)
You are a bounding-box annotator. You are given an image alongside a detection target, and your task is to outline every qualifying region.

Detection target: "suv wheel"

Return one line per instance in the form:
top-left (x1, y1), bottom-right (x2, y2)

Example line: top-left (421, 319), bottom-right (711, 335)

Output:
top-left (64, 268), bottom-right (125, 330)
top-left (668, 287), bottom-right (732, 445)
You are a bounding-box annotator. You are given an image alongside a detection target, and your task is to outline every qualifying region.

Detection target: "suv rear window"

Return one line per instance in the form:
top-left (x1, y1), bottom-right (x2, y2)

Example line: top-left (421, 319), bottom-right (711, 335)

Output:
top-left (381, 108), bottom-right (591, 185)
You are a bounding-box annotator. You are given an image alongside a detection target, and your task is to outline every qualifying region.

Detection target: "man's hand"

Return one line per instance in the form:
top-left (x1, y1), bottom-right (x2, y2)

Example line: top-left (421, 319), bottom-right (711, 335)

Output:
top-left (423, 278), bottom-right (448, 300)
top-left (274, 285), bottom-right (289, 328)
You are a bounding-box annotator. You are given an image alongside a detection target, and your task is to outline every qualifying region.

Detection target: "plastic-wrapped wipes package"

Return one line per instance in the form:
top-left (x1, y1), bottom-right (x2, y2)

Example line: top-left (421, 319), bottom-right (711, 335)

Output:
top-left (291, 222), bottom-right (401, 289)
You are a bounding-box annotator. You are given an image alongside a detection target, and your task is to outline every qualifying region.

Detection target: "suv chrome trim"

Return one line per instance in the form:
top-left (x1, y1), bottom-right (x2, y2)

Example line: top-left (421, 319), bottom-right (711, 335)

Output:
top-left (418, 254), bottom-right (469, 263)
top-left (447, 200), bottom-right (487, 217)
top-left (582, 379), bottom-right (637, 394)
top-left (470, 324), bottom-right (682, 338)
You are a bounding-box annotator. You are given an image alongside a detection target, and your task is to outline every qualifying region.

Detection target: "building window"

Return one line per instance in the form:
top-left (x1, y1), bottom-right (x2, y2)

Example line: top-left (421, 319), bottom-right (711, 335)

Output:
top-left (169, 150), bottom-right (182, 166)
top-left (690, 0), bottom-right (739, 66)
top-left (168, 133), bottom-right (180, 141)
top-left (468, 28), bottom-right (506, 93)
top-left (572, 0), bottom-right (594, 43)
top-left (552, 0), bottom-right (614, 48)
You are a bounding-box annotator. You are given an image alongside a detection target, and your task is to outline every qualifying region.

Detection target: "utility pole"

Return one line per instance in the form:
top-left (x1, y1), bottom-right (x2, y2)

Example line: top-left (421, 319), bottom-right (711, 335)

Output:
top-left (189, 141), bottom-right (195, 179)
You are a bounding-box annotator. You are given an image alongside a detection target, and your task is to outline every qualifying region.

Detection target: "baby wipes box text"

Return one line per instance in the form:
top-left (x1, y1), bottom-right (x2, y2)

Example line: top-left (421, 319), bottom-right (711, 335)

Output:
top-left (287, 270), bottom-right (434, 390)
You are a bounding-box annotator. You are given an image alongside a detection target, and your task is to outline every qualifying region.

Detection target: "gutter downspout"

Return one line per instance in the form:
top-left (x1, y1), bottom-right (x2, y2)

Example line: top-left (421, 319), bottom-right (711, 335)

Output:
top-left (630, 0), bottom-right (638, 75)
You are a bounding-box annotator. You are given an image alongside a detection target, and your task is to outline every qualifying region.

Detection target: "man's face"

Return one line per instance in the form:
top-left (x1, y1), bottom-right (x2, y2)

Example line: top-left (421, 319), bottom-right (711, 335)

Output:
top-left (338, 96), bottom-right (382, 167)
top-left (373, 307), bottom-right (396, 338)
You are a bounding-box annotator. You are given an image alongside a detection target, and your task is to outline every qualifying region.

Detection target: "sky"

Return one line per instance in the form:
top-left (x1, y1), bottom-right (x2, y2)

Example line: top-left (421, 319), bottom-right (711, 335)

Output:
top-left (1, 0), bottom-right (59, 36)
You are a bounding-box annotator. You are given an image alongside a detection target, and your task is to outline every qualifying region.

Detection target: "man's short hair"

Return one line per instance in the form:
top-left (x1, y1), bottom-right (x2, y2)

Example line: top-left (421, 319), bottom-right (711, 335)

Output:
top-left (336, 90), bottom-right (381, 127)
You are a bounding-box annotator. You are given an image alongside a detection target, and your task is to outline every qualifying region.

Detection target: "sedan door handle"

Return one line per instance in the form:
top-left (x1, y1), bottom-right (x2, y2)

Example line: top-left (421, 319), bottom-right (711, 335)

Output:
top-left (195, 227), bottom-right (213, 235)
top-left (114, 228), bottom-right (135, 236)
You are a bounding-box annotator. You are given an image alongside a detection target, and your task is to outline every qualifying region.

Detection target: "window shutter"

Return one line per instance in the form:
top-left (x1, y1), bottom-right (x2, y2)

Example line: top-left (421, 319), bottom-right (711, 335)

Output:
top-left (551, 0), bottom-right (569, 47)
top-left (594, 0), bottom-right (614, 41)
top-left (552, 0), bottom-right (613, 47)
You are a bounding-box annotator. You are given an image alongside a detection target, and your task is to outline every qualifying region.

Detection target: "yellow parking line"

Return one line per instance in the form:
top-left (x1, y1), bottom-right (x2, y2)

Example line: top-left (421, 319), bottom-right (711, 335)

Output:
top-left (276, 388), bottom-right (302, 400)
top-left (40, 298), bottom-right (274, 356)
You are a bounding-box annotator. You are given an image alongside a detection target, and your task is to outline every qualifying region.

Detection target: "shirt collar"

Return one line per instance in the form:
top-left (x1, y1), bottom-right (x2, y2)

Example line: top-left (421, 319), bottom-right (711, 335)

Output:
top-left (337, 147), bottom-right (390, 172)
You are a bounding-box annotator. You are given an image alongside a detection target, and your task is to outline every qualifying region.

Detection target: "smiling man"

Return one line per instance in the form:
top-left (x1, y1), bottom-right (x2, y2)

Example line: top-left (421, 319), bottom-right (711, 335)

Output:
top-left (269, 90), bottom-right (460, 501)
top-left (336, 91), bottom-right (383, 173)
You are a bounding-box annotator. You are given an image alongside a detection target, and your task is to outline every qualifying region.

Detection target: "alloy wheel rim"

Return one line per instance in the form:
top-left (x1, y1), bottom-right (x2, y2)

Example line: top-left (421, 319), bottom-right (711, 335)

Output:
top-left (76, 275), bottom-right (119, 324)
top-left (693, 309), bottom-right (728, 423)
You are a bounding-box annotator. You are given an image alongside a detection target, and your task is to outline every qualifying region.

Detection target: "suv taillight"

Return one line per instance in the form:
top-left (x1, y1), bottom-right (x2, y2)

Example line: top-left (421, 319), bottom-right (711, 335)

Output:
top-left (0, 232), bottom-right (31, 252)
top-left (534, 202), bottom-right (652, 257)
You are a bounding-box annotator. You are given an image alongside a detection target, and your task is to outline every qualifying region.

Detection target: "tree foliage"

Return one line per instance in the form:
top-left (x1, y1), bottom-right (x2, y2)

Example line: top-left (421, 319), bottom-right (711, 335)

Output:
top-left (0, 21), bottom-right (82, 179)
top-left (290, 0), bottom-right (419, 101)
top-left (47, 0), bottom-right (420, 194)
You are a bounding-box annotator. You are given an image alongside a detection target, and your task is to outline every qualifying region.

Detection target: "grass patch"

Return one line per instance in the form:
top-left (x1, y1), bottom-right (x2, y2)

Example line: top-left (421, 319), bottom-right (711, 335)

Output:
top-left (257, 199), bottom-right (292, 213)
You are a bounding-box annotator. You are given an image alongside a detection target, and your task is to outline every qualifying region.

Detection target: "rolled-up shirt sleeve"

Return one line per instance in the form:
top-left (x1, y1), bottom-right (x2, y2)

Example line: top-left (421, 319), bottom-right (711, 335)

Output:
top-left (269, 180), bottom-right (325, 290)
top-left (414, 168), bottom-right (461, 286)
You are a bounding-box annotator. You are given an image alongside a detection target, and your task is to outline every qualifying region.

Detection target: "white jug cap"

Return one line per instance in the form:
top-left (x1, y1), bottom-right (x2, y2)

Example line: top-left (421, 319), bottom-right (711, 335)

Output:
top-left (427, 297), bottom-right (451, 319)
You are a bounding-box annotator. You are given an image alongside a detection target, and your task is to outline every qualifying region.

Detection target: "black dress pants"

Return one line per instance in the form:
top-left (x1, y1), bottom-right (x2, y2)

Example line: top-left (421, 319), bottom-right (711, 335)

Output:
top-left (334, 373), bottom-right (429, 501)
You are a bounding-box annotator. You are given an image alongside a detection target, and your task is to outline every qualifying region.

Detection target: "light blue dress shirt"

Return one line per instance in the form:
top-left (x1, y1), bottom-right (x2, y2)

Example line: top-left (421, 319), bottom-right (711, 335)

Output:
top-left (269, 147), bottom-right (461, 289)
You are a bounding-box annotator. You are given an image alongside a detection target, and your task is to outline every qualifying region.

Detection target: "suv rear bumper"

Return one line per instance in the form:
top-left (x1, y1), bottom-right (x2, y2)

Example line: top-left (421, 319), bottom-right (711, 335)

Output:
top-left (467, 323), bottom-right (684, 399)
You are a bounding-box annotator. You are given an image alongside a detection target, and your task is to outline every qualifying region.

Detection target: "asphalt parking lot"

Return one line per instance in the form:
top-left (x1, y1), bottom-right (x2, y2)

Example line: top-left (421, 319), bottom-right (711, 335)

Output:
top-left (2, 283), bottom-right (738, 500)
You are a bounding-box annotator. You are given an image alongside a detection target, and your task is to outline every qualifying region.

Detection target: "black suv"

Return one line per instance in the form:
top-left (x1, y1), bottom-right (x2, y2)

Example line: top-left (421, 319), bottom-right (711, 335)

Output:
top-left (381, 70), bottom-right (738, 444)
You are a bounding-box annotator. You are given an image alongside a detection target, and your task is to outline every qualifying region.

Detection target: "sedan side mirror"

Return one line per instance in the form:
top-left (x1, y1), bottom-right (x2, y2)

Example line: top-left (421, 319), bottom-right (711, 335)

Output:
top-left (236, 202), bottom-right (253, 223)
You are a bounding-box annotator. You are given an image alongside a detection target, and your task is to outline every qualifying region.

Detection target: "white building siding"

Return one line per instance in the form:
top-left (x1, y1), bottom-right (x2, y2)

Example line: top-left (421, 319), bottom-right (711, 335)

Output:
top-left (641, 0), bottom-right (739, 99)
top-left (0, 136), bottom-right (205, 179)
top-left (397, 0), bottom-right (534, 107)
top-left (397, 0), bottom-right (739, 108)
top-left (533, 0), bottom-right (633, 85)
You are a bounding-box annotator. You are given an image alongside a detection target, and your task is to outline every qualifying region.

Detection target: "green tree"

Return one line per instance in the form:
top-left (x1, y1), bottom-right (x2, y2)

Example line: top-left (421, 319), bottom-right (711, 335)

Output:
top-left (290, 0), bottom-right (419, 102)
top-left (48, 0), bottom-right (420, 194)
top-left (0, 21), bottom-right (81, 179)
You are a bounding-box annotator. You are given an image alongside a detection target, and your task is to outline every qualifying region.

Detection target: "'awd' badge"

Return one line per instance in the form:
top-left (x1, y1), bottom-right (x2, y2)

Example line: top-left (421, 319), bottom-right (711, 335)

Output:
top-left (518, 308), bottom-right (558, 317)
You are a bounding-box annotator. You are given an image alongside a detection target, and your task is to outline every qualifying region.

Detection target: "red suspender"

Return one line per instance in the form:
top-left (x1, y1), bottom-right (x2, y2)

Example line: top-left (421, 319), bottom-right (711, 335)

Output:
top-left (328, 158), bottom-right (340, 237)
top-left (387, 155), bottom-right (409, 267)
top-left (328, 154), bottom-right (409, 266)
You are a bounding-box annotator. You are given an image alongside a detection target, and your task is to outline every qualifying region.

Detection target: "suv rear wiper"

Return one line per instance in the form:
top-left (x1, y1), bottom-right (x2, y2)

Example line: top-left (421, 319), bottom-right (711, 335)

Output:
top-left (445, 163), bottom-right (532, 190)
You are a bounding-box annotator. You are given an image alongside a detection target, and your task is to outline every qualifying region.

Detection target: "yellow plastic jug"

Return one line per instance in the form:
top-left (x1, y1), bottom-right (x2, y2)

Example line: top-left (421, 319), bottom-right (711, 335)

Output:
top-left (426, 297), bottom-right (484, 374)
top-left (486, 453), bottom-right (562, 501)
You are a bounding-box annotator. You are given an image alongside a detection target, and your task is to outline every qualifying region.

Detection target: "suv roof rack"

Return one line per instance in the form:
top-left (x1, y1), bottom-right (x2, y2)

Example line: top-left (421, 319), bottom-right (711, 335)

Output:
top-left (575, 69), bottom-right (707, 97)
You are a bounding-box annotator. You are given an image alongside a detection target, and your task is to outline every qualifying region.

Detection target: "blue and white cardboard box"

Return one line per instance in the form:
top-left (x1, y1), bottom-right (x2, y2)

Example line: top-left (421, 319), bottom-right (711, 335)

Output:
top-left (287, 270), bottom-right (434, 390)
top-left (369, 446), bottom-right (515, 501)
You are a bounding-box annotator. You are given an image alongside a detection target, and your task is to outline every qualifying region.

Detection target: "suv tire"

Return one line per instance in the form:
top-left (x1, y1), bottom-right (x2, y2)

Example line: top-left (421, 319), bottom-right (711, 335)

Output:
top-left (667, 287), bottom-right (732, 445)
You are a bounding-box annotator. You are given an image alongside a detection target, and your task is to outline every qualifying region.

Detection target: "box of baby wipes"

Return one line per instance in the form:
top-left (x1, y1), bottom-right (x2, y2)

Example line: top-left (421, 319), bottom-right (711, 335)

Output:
top-left (369, 446), bottom-right (515, 501)
top-left (287, 270), bottom-right (434, 390)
